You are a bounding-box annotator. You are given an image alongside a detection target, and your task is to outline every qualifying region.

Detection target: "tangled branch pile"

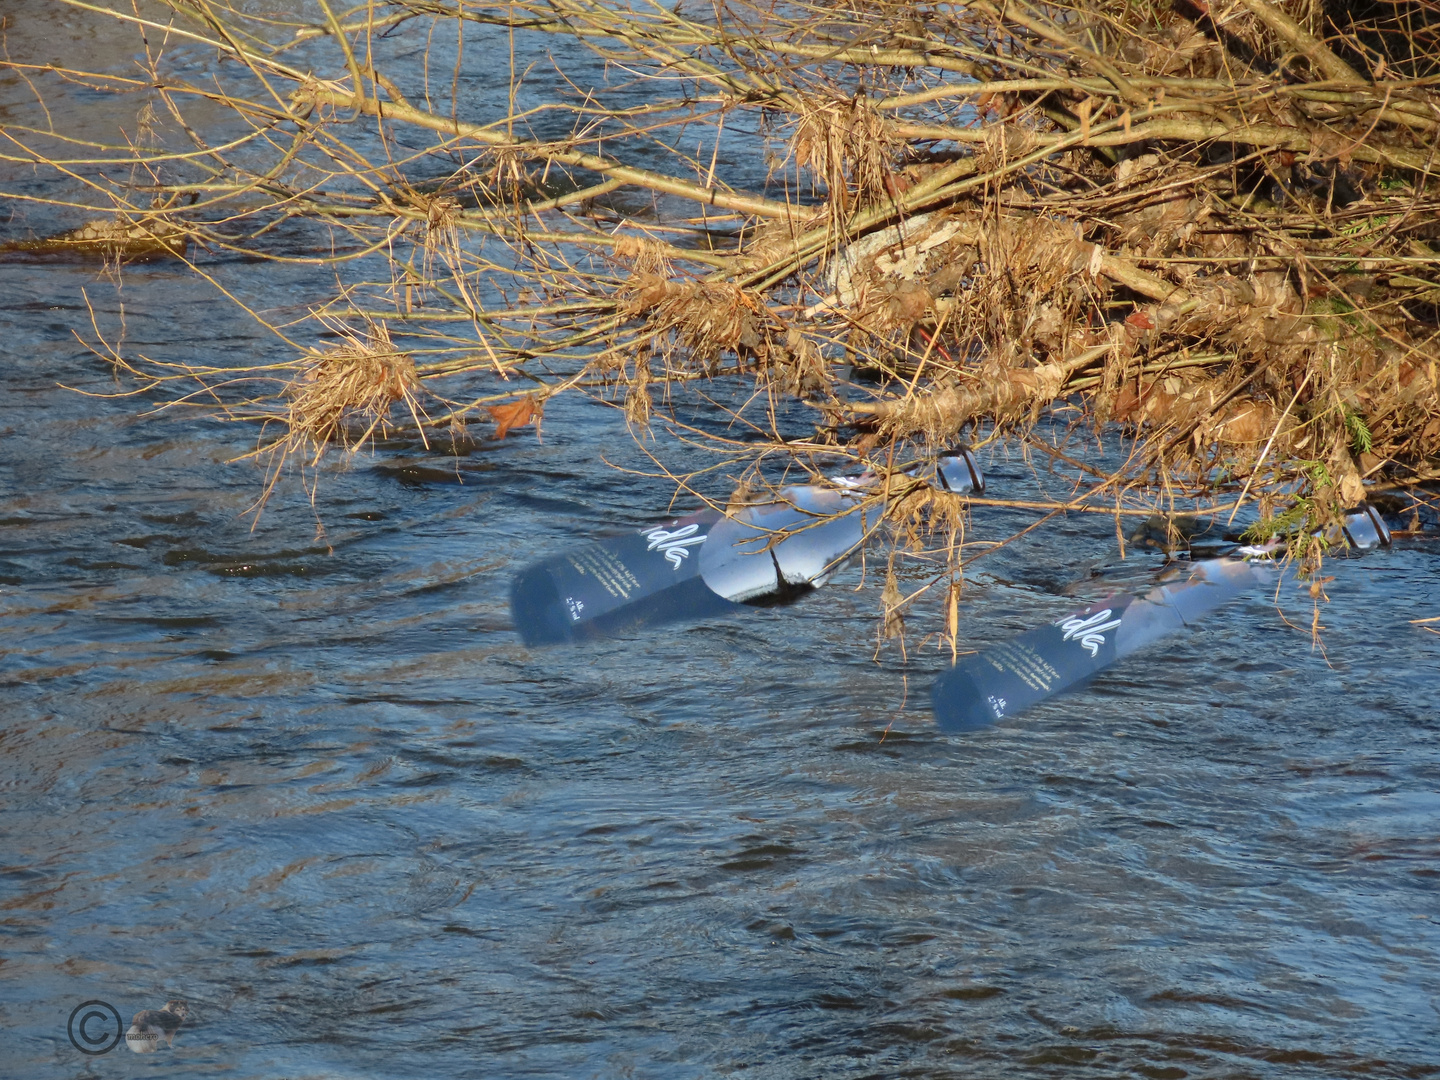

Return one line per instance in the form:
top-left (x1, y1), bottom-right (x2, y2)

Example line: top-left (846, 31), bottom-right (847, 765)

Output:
top-left (5, 0), bottom-right (1440, 569)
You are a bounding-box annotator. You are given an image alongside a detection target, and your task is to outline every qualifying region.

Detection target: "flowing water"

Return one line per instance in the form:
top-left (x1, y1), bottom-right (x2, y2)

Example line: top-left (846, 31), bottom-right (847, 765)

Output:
top-left (2, 5), bottom-right (1438, 1077)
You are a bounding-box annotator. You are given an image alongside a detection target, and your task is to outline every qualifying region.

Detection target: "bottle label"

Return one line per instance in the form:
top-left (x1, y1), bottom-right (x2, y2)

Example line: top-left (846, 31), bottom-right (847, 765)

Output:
top-left (546, 511), bottom-right (719, 624)
top-left (641, 523), bottom-right (707, 568)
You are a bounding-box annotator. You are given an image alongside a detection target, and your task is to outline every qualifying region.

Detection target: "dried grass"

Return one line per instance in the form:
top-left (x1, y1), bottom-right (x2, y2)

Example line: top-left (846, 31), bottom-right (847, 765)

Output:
top-left (285, 319), bottom-right (427, 460)
top-left (788, 95), bottom-right (904, 215)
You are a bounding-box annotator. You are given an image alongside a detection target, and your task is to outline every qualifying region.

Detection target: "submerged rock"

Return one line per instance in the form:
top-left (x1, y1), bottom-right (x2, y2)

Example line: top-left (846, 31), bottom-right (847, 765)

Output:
top-left (1, 217), bottom-right (187, 262)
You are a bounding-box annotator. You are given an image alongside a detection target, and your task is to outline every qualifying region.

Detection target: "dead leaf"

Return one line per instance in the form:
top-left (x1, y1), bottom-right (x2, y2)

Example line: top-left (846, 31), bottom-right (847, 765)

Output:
top-left (886, 281), bottom-right (931, 326)
top-left (488, 397), bottom-right (540, 439)
top-left (1113, 384), bottom-right (1141, 421)
top-left (626, 272), bottom-right (685, 315)
top-left (1216, 402), bottom-right (1271, 444)
top-left (1337, 465), bottom-right (1366, 506)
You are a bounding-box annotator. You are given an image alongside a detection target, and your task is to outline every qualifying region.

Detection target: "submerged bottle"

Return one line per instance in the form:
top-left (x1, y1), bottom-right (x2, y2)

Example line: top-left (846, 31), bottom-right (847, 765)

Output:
top-left (1130, 501), bottom-right (1393, 557)
top-left (931, 558), bottom-right (1272, 732)
top-left (932, 501), bottom-right (1391, 732)
top-left (510, 450), bottom-right (984, 645)
top-left (1330, 502), bottom-right (1391, 550)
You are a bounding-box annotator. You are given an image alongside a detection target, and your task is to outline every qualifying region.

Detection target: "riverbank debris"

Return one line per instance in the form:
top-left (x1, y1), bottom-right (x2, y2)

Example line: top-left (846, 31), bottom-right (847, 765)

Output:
top-left (7, 0), bottom-right (1440, 638)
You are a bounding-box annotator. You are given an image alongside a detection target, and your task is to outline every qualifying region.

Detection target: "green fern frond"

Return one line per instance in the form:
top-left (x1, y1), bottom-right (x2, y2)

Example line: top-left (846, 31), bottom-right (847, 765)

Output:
top-left (1345, 407), bottom-right (1373, 455)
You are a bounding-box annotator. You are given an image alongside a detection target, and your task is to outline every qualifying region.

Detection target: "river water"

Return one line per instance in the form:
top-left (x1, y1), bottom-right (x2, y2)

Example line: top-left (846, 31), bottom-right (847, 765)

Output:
top-left (2, 4), bottom-right (1438, 1078)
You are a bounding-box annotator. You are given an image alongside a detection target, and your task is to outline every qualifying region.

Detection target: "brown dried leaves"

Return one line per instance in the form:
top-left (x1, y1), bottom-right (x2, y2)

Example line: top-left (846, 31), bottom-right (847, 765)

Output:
top-left (628, 274), bottom-right (767, 366)
top-left (487, 396), bottom-right (541, 439)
